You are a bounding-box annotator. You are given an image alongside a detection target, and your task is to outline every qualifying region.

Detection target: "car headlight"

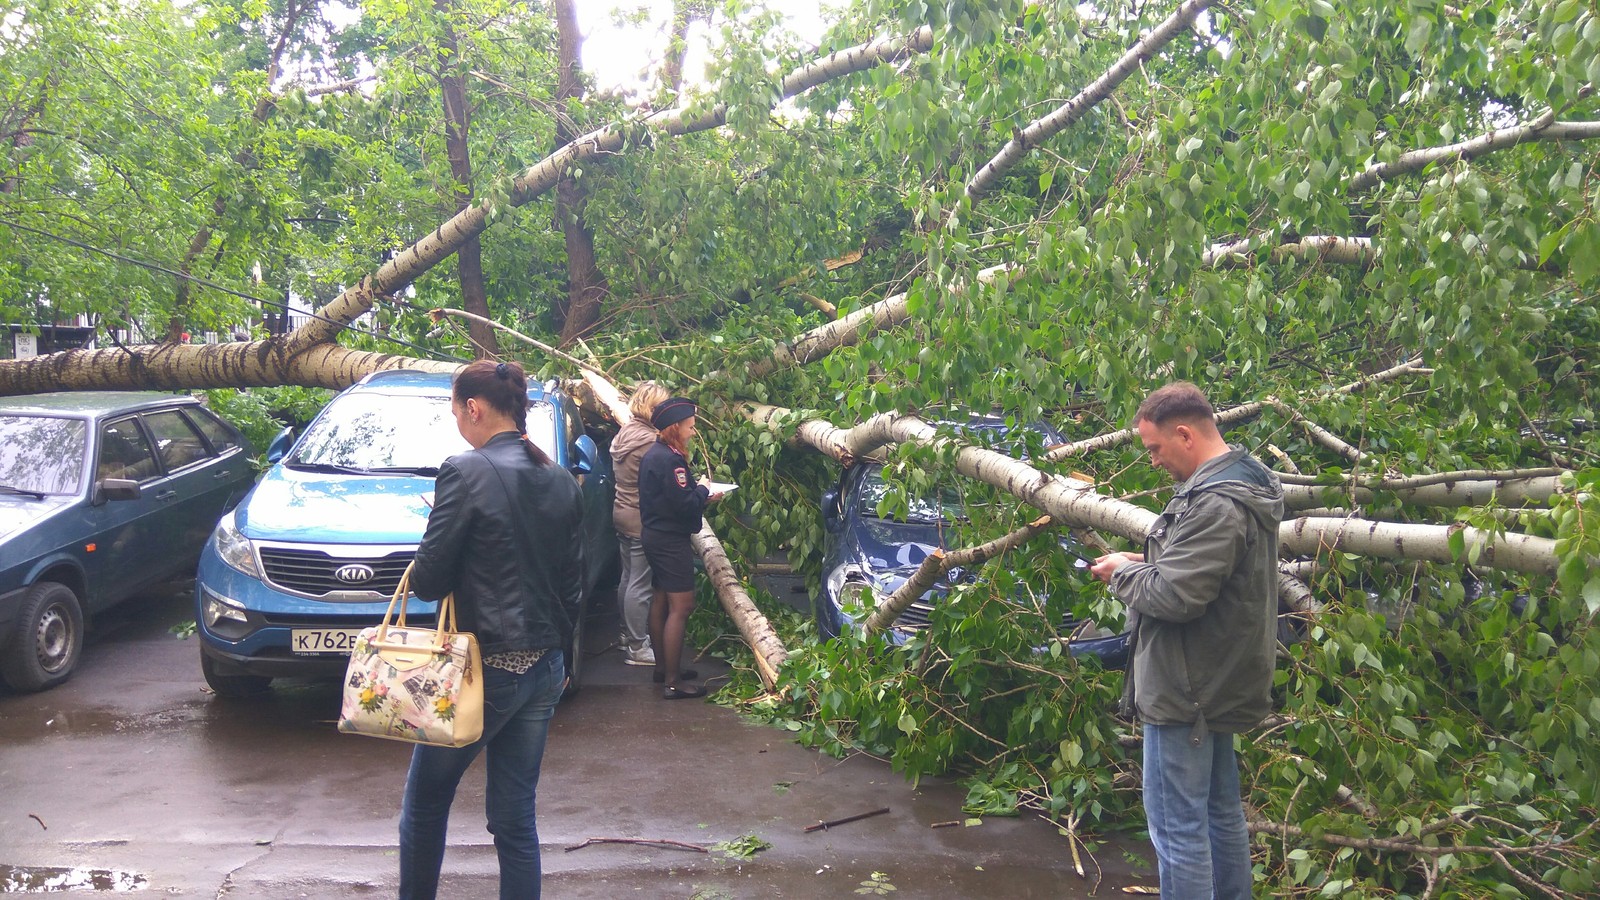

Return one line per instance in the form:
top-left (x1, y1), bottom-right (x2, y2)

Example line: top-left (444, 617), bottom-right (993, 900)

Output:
top-left (212, 510), bottom-right (259, 577)
top-left (825, 564), bottom-right (878, 611)
top-left (201, 585), bottom-right (249, 627)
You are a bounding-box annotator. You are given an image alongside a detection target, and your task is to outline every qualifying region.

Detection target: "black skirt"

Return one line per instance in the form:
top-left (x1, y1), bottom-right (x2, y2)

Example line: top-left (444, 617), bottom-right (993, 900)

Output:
top-left (641, 528), bottom-right (696, 592)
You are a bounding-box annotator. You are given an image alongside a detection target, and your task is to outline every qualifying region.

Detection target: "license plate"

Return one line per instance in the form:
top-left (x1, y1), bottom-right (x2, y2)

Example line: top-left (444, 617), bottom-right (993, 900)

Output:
top-left (290, 628), bottom-right (364, 655)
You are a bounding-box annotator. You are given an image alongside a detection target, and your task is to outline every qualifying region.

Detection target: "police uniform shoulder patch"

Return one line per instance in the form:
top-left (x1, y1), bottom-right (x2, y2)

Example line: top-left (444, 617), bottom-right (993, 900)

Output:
top-left (674, 467), bottom-right (689, 488)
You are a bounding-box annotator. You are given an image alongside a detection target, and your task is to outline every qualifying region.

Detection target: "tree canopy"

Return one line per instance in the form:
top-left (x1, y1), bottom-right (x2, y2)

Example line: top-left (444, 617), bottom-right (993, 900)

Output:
top-left (3, 0), bottom-right (1598, 893)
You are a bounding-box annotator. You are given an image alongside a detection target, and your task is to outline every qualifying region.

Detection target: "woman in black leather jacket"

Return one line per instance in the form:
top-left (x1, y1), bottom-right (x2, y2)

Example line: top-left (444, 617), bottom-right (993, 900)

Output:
top-left (398, 359), bottom-right (584, 900)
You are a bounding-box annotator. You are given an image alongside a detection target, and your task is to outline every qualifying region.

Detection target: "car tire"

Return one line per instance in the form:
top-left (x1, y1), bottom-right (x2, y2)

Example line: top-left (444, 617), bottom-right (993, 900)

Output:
top-left (1, 582), bottom-right (84, 693)
top-left (200, 650), bottom-right (272, 698)
top-left (562, 608), bottom-right (584, 700)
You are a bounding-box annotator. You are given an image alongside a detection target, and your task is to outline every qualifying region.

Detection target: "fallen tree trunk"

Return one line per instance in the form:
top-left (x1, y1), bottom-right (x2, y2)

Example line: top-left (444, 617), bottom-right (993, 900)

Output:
top-left (0, 27), bottom-right (940, 395)
top-left (742, 405), bottom-right (1571, 587)
top-left (0, 339), bottom-right (459, 395)
top-left (691, 523), bottom-right (788, 689)
top-left (1282, 474), bottom-right (1566, 510)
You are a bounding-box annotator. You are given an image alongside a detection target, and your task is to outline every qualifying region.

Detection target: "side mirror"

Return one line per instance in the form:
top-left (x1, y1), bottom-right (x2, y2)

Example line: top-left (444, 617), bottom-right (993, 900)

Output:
top-left (571, 434), bottom-right (598, 477)
top-left (821, 489), bottom-right (841, 525)
top-left (92, 478), bottom-right (141, 506)
top-left (266, 427), bottom-right (294, 463)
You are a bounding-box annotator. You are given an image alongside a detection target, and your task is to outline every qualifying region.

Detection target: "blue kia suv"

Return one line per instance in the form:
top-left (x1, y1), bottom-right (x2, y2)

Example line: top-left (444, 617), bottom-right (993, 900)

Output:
top-left (194, 370), bottom-right (616, 697)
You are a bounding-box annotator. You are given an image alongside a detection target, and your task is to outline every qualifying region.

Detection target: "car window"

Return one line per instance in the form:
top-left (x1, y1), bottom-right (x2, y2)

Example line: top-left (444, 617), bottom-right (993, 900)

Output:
top-left (185, 407), bottom-right (241, 455)
top-left (143, 409), bottom-right (212, 471)
top-left (97, 418), bottom-right (161, 483)
top-left (858, 466), bottom-right (963, 523)
top-left (0, 415), bottom-right (88, 495)
top-left (289, 393), bottom-right (559, 470)
top-left (529, 402), bottom-right (558, 461)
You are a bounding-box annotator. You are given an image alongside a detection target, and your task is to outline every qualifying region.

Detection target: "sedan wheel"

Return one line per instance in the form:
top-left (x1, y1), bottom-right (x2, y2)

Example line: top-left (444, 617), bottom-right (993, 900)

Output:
top-left (1, 582), bottom-right (84, 692)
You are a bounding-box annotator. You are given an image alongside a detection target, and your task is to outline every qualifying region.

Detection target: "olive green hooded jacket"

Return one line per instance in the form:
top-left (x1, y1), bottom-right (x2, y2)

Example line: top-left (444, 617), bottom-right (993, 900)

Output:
top-left (1109, 446), bottom-right (1284, 740)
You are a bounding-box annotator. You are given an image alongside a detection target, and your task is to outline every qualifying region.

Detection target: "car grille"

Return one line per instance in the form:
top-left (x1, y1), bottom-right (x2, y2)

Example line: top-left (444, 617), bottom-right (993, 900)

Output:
top-left (893, 603), bottom-right (1081, 632)
top-left (259, 547), bottom-right (415, 597)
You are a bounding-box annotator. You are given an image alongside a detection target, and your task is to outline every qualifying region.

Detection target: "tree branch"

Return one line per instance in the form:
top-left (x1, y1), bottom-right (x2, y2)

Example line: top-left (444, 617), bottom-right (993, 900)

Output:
top-left (863, 515), bottom-right (1056, 634)
top-left (1348, 119), bottom-right (1600, 192)
top-left (280, 26), bottom-right (938, 354)
top-left (962, 0), bottom-right (1215, 210)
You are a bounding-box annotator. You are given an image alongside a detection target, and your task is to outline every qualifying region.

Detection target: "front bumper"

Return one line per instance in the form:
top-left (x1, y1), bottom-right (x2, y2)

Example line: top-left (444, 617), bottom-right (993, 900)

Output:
top-left (194, 542), bottom-right (437, 680)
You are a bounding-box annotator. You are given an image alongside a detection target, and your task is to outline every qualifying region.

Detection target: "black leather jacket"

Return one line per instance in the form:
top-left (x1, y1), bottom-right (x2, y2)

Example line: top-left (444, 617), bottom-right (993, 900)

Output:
top-left (411, 431), bottom-right (585, 656)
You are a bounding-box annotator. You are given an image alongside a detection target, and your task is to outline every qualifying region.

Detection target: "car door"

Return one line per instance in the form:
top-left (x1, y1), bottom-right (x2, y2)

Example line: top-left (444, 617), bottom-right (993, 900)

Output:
top-left (86, 415), bottom-right (166, 609)
top-left (139, 407), bottom-right (233, 567)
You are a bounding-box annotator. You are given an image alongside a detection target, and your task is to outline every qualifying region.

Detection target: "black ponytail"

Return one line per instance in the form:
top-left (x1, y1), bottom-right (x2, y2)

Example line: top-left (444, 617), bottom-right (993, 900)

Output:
top-left (453, 360), bottom-right (553, 467)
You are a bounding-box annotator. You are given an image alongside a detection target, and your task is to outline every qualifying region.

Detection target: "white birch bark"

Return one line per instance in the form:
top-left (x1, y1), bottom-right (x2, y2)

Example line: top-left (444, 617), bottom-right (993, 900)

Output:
top-left (1348, 119), bottom-right (1600, 192)
top-left (0, 339), bottom-right (458, 395)
top-left (1283, 476), bottom-right (1565, 510)
top-left (691, 524), bottom-right (789, 688)
top-left (743, 405), bottom-right (1569, 584)
top-left (961, 0), bottom-right (1216, 208)
top-left (285, 26), bottom-right (937, 354)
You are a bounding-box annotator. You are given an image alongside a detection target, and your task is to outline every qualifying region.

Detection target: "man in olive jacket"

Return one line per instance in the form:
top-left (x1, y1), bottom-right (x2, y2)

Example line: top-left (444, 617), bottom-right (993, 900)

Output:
top-left (1090, 382), bottom-right (1284, 900)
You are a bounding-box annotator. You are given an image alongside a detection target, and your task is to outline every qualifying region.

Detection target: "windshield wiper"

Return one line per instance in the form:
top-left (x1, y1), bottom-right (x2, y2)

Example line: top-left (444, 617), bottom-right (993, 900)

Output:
top-left (283, 461), bottom-right (379, 476)
top-left (0, 483), bottom-right (47, 500)
top-left (365, 466), bottom-right (440, 476)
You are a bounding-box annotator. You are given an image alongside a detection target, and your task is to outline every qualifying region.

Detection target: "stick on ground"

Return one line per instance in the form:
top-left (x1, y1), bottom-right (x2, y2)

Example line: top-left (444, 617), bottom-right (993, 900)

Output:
top-left (804, 806), bottom-right (891, 833)
top-left (563, 837), bottom-right (709, 853)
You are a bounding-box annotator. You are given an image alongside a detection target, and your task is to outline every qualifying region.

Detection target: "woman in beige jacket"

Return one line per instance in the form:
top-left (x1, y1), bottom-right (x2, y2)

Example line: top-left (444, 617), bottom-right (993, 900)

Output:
top-left (609, 382), bottom-right (669, 665)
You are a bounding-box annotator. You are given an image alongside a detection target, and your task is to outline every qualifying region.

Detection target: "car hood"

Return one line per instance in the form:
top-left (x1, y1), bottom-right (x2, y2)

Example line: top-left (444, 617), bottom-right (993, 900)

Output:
top-left (0, 494), bottom-right (76, 542)
top-left (844, 516), bottom-right (962, 593)
top-left (236, 466), bottom-right (434, 544)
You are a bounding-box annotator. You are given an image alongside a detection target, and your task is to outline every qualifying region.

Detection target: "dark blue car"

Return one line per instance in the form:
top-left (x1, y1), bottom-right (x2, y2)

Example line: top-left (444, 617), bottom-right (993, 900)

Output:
top-left (814, 418), bottom-right (1128, 665)
top-left (193, 370), bottom-right (616, 698)
top-left (0, 392), bottom-right (254, 692)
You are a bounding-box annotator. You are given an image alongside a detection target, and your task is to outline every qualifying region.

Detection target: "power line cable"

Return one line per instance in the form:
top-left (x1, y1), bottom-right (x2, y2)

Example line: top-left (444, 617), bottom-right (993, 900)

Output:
top-left (0, 218), bottom-right (472, 364)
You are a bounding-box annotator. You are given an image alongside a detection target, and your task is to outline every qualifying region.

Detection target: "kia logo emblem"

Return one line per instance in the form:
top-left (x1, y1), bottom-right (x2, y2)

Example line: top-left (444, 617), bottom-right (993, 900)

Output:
top-left (334, 564), bottom-right (375, 585)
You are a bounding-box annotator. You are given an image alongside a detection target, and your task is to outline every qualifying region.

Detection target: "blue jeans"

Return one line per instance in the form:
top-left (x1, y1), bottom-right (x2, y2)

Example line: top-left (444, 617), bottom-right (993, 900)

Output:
top-left (1142, 723), bottom-right (1253, 900)
top-left (399, 651), bottom-right (565, 900)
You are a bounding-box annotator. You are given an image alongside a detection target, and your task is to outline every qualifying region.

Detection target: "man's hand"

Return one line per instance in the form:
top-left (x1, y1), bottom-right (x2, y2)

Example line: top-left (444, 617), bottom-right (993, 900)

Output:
top-left (1089, 551), bottom-right (1145, 584)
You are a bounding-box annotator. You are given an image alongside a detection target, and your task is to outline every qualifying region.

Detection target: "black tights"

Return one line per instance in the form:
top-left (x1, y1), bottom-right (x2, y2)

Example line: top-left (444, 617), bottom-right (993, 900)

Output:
top-left (648, 587), bottom-right (695, 686)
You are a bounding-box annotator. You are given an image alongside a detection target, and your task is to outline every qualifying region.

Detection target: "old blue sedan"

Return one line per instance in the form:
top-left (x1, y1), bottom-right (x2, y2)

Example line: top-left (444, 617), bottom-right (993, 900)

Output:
top-left (0, 392), bottom-right (254, 691)
top-left (814, 416), bottom-right (1128, 666)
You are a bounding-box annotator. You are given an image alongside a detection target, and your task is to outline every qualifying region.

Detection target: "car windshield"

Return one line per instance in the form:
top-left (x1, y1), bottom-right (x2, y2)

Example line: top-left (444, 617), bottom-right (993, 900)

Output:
top-left (859, 466), bottom-right (963, 523)
top-left (0, 414), bottom-right (88, 495)
top-left (288, 393), bottom-right (558, 471)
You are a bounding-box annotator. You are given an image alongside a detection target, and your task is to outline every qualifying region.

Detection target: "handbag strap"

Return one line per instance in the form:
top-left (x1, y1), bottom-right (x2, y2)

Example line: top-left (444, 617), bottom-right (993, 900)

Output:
top-left (374, 560), bottom-right (455, 652)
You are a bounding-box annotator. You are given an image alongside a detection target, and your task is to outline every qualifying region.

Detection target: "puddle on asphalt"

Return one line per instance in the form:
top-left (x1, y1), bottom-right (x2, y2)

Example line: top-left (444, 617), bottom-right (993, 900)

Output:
top-left (0, 865), bottom-right (147, 892)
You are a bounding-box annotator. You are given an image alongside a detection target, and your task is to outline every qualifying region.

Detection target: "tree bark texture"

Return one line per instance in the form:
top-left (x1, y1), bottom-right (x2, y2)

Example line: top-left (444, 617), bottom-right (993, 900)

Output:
top-left (741, 263), bottom-right (1014, 383)
top-left (960, 0), bottom-right (1215, 211)
top-left (0, 339), bottom-right (457, 394)
top-left (743, 405), bottom-right (1572, 585)
top-left (1348, 118), bottom-right (1600, 192)
top-left (552, 0), bottom-right (611, 347)
top-left (436, 0), bottom-right (497, 356)
top-left (1282, 475), bottom-right (1565, 510)
top-left (690, 523), bottom-right (788, 688)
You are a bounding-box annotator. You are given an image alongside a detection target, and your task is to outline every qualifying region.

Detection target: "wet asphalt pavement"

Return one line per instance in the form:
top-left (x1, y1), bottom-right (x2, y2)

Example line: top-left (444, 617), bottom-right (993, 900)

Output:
top-left (0, 580), bottom-right (1153, 897)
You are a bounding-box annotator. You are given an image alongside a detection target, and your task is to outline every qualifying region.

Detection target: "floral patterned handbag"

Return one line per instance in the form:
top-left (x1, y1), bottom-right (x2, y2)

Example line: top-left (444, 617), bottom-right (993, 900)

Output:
top-left (337, 563), bottom-right (483, 747)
